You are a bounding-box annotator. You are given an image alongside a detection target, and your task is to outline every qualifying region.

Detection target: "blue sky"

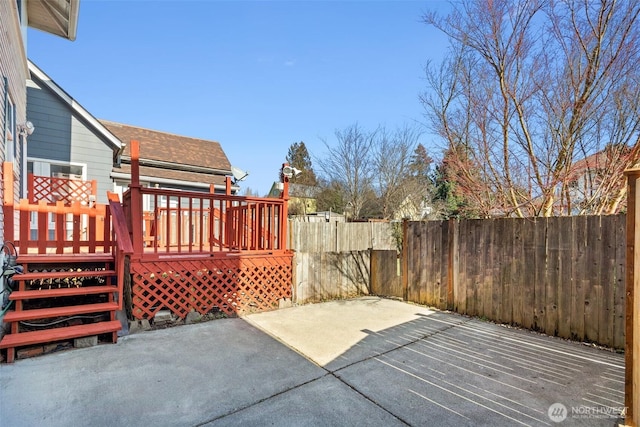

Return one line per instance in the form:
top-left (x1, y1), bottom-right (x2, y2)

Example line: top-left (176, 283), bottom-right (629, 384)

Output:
top-left (27, 0), bottom-right (450, 196)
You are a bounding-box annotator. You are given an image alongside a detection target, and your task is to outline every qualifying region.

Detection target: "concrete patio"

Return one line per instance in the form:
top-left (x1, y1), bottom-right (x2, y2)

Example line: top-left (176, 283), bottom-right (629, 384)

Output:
top-left (0, 297), bottom-right (625, 426)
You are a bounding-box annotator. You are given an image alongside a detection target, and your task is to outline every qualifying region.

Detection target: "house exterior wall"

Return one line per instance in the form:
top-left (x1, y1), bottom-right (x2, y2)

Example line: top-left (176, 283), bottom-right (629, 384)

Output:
top-left (0, 1), bottom-right (28, 242)
top-left (26, 80), bottom-right (115, 204)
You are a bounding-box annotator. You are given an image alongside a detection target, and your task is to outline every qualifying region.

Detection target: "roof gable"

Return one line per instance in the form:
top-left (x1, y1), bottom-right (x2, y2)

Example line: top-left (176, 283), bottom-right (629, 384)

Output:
top-left (100, 120), bottom-right (231, 173)
top-left (27, 60), bottom-right (122, 153)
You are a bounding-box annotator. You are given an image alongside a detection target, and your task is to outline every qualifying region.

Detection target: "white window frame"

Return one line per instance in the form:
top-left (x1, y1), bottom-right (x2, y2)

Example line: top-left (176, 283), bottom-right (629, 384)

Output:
top-left (27, 157), bottom-right (87, 181)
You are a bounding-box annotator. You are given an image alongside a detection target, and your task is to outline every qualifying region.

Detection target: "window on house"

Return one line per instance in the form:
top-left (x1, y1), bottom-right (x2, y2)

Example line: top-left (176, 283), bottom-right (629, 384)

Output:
top-left (27, 160), bottom-right (85, 180)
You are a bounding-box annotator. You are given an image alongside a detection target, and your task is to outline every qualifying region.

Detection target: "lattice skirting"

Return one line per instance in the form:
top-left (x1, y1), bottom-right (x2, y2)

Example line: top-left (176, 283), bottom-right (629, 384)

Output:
top-left (130, 254), bottom-right (293, 319)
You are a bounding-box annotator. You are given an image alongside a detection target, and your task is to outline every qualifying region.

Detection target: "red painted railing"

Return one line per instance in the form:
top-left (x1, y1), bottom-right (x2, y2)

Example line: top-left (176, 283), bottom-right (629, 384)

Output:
top-left (124, 139), bottom-right (289, 260)
top-left (124, 187), bottom-right (286, 257)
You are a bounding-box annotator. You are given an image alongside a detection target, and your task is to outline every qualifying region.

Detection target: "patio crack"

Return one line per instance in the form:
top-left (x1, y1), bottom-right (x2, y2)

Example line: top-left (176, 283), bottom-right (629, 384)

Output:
top-left (194, 373), bottom-right (333, 426)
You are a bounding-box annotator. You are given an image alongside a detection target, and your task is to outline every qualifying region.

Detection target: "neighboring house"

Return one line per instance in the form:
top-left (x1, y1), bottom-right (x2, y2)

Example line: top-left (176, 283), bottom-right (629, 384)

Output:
top-left (268, 182), bottom-right (319, 215)
top-left (101, 120), bottom-right (235, 195)
top-left (393, 195), bottom-right (432, 221)
top-left (1, 0), bottom-right (80, 242)
top-left (26, 61), bottom-right (236, 206)
top-left (26, 61), bottom-right (123, 204)
top-left (287, 183), bottom-right (319, 215)
top-left (564, 144), bottom-right (638, 215)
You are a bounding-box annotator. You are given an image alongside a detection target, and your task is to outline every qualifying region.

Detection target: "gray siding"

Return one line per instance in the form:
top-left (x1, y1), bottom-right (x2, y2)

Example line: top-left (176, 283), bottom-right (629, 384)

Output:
top-left (27, 80), bottom-right (115, 204)
top-left (1, 2), bottom-right (28, 241)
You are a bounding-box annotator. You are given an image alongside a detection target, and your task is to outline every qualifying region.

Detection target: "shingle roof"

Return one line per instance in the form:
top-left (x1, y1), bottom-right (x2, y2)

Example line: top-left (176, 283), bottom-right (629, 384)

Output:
top-left (101, 120), bottom-right (231, 172)
top-left (113, 164), bottom-right (228, 188)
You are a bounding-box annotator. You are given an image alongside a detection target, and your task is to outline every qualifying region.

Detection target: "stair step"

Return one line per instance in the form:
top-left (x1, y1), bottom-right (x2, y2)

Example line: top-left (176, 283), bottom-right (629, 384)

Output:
top-left (0, 320), bottom-right (121, 349)
top-left (16, 254), bottom-right (114, 264)
top-left (2, 302), bottom-right (119, 322)
top-left (14, 270), bottom-right (116, 281)
top-left (9, 286), bottom-right (118, 300)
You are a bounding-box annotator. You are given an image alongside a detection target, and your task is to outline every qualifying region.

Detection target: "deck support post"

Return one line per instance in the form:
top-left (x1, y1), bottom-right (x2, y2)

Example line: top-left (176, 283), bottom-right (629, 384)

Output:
top-left (624, 167), bottom-right (640, 427)
top-left (128, 140), bottom-right (144, 258)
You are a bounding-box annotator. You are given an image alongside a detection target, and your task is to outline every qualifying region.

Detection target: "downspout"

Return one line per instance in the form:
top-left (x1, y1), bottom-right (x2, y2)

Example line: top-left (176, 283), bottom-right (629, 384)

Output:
top-left (1, 76), bottom-right (6, 253)
top-left (3, 77), bottom-right (7, 150)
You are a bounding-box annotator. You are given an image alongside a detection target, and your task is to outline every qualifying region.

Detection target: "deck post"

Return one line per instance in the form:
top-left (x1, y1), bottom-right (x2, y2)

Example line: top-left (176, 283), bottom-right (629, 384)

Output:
top-left (624, 167), bottom-right (640, 427)
top-left (27, 172), bottom-right (34, 203)
top-left (280, 164), bottom-right (289, 251)
top-left (3, 162), bottom-right (15, 243)
top-left (128, 140), bottom-right (144, 258)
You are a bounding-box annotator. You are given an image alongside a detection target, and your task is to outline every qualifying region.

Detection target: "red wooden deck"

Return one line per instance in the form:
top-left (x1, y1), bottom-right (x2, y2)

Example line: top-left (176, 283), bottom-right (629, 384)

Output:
top-left (1, 140), bottom-right (293, 361)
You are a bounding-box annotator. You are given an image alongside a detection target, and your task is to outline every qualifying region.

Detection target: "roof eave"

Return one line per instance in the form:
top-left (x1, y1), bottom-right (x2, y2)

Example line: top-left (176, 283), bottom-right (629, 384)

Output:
top-left (27, 0), bottom-right (80, 41)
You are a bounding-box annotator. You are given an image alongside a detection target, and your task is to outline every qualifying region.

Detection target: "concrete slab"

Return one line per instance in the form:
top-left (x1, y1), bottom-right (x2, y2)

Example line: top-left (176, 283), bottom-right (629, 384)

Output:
top-left (0, 319), bottom-right (325, 427)
top-left (244, 296), bottom-right (442, 370)
top-left (334, 317), bottom-right (625, 426)
top-left (0, 297), bottom-right (626, 427)
top-left (202, 374), bottom-right (405, 427)
top-left (247, 297), bottom-right (626, 426)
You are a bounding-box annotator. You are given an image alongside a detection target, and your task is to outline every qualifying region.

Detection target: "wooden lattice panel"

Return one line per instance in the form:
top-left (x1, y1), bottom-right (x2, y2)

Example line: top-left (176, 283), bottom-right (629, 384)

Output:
top-left (130, 255), bottom-right (292, 319)
top-left (31, 175), bottom-right (94, 205)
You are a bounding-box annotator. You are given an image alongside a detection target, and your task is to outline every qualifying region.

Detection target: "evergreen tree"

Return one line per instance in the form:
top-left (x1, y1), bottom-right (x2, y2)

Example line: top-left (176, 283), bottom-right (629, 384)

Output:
top-left (285, 141), bottom-right (318, 185)
top-left (409, 143), bottom-right (432, 180)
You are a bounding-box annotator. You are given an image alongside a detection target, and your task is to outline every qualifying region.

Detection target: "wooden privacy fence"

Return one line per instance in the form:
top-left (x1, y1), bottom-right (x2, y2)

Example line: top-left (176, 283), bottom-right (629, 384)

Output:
top-left (293, 250), bottom-right (370, 304)
top-left (391, 215), bottom-right (625, 349)
top-left (289, 221), bottom-right (396, 252)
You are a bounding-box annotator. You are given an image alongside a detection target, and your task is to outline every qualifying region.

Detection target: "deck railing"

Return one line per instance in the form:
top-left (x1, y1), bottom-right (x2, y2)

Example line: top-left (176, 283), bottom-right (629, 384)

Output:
top-left (3, 163), bottom-right (132, 260)
top-left (125, 187), bottom-right (286, 257)
top-left (123, 139), bottom-right (289, 260)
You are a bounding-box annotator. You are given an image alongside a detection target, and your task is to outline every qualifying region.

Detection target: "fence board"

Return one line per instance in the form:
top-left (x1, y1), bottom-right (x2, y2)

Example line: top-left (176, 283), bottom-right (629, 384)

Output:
top-left (614, 215), bottom-right (626, 349)
top-left (521, 219), bottom-right (536, 329)
top-left (483, 219), bottom-right (495, 322)
top-left (570, 216), bottom-right (586, 340)
top-left (293, 250), bottom-right (370, 304)
top-left (584, 215), bottom-right (601, 342)
top-left (533, 218), bottom-right (547, 332)
top-left (599, 216), bottom-right (614, 346)
top-left (371, 250), bottom-right (402, 298)
top-left (558, 217), bottom-right (573, 338)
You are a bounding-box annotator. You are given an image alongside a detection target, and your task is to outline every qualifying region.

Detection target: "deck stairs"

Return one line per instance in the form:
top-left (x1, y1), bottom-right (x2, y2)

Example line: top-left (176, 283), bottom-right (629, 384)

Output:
top-left (0, 253), bottom-right (122, 363)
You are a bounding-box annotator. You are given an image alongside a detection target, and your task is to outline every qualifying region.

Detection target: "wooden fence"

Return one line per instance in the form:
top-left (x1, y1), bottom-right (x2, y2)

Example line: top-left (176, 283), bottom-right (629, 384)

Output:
top-left (290, 221), bottom-right (394, 304)
top-left (294, 216), bottom-right (626, 349)
top-left (293, 250), bottom-right (370, 304)
top-left (288, 221), bottom-right (396, 252)
top-left (397, 215), bottom-right (626, 349)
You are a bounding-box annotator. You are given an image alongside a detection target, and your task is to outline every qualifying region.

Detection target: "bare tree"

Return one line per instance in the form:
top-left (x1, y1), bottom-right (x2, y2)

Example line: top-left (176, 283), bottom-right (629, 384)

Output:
top-left (423, 0), bottom-right (640, 217)
top-left (316, 124), bottom-right (377, 219)
top-left (372, 125), bottom-right (426, 219)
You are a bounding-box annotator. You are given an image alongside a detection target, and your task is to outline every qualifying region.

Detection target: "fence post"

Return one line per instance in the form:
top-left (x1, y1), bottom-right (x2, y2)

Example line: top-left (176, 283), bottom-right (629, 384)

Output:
top-left (624, 168), bottom-right (640, 427)
top-left (128, 140), bottom-right (144, 257)
top-left (401, 219), bottom-right (409, 301)
top-left (447, 218), bottom-right (458, 310)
